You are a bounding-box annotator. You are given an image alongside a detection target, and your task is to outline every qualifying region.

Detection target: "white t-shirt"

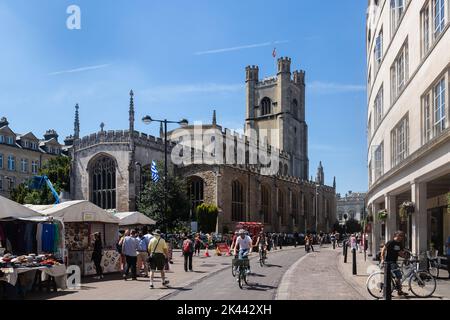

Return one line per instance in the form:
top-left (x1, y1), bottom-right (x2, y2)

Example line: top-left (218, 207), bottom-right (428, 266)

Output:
top-left (236, 235), bottom-right (252, 250)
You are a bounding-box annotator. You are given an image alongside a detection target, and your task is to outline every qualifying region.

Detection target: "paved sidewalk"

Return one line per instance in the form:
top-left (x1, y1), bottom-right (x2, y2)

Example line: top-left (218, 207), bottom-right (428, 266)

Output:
top-left (28, 247), bottom-right (299, 300)
top-left (336, 246), bottom-right (450, 300)
top-left (276, 245), bottom-right (367, 300)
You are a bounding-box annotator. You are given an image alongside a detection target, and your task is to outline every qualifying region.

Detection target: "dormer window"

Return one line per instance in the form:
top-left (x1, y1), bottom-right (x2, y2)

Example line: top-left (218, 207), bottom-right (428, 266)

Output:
top-left (7, 136), bottom-right (14, 145)
top-left (0, 135), bottom-right (4, 143)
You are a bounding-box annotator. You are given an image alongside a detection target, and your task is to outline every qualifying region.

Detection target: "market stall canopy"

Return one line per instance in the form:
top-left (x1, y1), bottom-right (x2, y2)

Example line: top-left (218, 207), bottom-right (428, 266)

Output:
top-left (0, 195), bottom-right (40, 219)
top-left (25, 200), bottom-right (120, 224)
top-left (114, 211), bottom-right (156, 226)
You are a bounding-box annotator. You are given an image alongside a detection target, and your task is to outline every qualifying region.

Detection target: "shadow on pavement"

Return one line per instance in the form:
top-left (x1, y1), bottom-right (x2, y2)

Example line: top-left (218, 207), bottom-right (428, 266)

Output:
top-left (264, 264), bottom-right (283, 268)
top-left (245, 283), bottom-right (277, 291)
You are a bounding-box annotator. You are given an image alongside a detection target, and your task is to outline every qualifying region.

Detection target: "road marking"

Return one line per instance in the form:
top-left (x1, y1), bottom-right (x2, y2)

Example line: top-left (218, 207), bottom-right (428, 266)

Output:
top-left (275, 253), bottom-right (309, 300)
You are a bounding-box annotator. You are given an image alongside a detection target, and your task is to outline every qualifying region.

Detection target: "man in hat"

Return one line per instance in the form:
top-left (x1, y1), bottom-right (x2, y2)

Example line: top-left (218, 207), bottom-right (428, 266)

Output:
top-left (148, 229), bottom-right (170, 289)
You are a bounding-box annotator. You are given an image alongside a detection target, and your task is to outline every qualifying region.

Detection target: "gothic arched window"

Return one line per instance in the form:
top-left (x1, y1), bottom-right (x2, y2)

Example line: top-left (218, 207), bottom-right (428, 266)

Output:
top-left (278, 189), bottom-right (285, 225)
top-left (261, 185), bottom-right (270, 223)
top-left (284, 164), bottom-right (288, 176)
top-left (292, 99), bottom-right (298, 118)
top-left (292, 192), bottom-right (298, 222)
top-left (261, 97), bottom-right (272, 116)
top-left (232, 180), bottom-right (245, 221)
top-left (90, 156), bottom-right (116, 210)
top-left (189, 176), bottom-right (204, 213)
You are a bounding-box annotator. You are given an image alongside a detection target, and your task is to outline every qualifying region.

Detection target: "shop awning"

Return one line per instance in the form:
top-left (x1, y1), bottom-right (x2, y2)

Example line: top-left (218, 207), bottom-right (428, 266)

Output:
top-left (25, 200), bottom-right (120, 224)
top-left (0, 195), bottom-right (40, 219)
top-left (114, 211), bottom-right (156, 226)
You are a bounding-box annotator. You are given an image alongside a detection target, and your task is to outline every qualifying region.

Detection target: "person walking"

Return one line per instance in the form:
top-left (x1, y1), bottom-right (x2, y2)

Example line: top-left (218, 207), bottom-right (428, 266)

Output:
top-left (122, 229), bottom-right (139, 280)
top-left (194, 233), bottom-right (202, 257)
top-left (117, 230), bottom-right (129, 272)
top-left (182, 234), bottom-right (195, 272)
top-left (277, 233), bottom-right (283, 250)
top-left (330, 232), bottom-right (337, 250)
top-left (91, 232), bottom-right (104, 280)
top-left (137, 231), bottom-right (150, 278)
top-left (148, 229), bottom-right (170, 288)
top-left (293, 232), bottom-right (299, 248)
top-left (380, 231), bottom-right (409, 296)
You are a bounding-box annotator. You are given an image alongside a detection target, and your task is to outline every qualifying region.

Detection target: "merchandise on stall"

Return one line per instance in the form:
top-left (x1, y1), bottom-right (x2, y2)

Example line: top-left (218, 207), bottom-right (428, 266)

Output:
top-left (27, 200), bottom-right (120, 276)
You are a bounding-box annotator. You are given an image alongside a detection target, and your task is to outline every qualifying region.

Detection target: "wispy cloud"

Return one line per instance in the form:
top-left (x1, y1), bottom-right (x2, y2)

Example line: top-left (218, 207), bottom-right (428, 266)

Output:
top-left (48, 64), bottom-right (110, 76)
top-left (309, 81), bottom-right (366, 94)
top-left (143, 83), bottom-right (243, 96)
top-left (195, 40), bottom-right (289, 55)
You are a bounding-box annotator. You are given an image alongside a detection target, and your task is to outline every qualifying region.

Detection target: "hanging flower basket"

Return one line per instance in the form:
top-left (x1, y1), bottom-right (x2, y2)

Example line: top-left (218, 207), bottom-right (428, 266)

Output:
top-left (377, 209), bottom-right (388, 221)
top-left (399, 201), bottom-right (415, 222)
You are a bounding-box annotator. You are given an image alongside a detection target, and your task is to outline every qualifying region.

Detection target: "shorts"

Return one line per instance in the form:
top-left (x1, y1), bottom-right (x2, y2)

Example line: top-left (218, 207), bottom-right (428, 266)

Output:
top-left (150, 253), bottom-right (166, 271)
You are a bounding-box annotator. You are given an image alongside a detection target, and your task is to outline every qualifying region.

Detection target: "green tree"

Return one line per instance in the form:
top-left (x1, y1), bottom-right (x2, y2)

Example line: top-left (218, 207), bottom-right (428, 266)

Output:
top-left (196, 203), bottom-right (219, 233)
top-left (137, 162), bottom-right (190, 232)
top-left (10, 156), bottom-right (71, 204)
top-left (345, 218), bottom-right (362, 234)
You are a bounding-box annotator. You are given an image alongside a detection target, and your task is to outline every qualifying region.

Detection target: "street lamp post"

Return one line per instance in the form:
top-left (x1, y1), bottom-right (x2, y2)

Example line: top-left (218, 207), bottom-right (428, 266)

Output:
top-left (142, 115), bottom-right (188, 232)
top-left (315, 184), bottom-right (319, 233)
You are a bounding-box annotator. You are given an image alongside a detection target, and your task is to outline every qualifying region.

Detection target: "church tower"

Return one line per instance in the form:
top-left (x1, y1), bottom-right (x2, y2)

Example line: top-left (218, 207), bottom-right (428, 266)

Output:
top-left (244, 57), bottom-right (309, 179)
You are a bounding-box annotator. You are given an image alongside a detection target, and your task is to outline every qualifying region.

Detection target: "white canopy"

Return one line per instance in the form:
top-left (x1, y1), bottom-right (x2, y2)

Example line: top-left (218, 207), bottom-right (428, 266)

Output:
top-left (0, 195), bottom-right (40, 219)
top-left (25, 200), bottom-right (120, 224)
top-left (114, 211), bottom-right (156, 226)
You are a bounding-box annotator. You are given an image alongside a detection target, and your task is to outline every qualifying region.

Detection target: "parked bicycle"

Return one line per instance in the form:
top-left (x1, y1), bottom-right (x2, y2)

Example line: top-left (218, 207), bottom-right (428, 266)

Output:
top-left (366, 255), bottom-right (437, 299)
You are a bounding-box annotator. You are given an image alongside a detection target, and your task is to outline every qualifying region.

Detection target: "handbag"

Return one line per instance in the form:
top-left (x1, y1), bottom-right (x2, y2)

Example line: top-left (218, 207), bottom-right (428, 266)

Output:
top-left (148, 237), bottom-right (161, 263)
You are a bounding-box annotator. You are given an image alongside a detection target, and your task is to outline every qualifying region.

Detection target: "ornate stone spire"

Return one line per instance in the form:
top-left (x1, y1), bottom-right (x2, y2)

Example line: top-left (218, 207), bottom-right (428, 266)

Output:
top-left (212, 110), bottom-right (217, 126)
top-left (333, 176), bottom-right (336, 189)
top-left (74, 103), bottom-right (80, 139)
top-left (100, 122), bottom-right (105, 132)
top-left (159, 122), bottom-right (164, 138)
top-left (129, 90), bottom-right (135, 133)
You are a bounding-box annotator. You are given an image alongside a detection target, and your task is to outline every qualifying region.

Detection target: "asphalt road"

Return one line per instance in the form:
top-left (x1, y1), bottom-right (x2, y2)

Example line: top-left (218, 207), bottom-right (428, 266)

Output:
top-left (163, 246), bottom-right (306, 300)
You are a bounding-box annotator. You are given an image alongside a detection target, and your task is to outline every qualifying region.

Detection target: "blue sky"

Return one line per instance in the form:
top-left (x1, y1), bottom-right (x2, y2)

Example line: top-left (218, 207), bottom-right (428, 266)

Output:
top-left (0, 0), bottom-right (368, 195)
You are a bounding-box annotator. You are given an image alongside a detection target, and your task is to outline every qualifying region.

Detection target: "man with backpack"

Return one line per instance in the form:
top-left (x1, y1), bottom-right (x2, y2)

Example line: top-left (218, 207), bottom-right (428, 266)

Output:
top-left (182, 234), bottom-right (195, 272)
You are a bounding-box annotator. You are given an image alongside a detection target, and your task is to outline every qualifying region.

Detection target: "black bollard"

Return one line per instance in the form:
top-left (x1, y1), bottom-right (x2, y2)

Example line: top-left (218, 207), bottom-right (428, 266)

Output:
top-left (344, 242), bottom-right (348, 263)
top-left (352, 248), bottom-right (357, 275)
top-left (383, 262), bottom-right (392, 300)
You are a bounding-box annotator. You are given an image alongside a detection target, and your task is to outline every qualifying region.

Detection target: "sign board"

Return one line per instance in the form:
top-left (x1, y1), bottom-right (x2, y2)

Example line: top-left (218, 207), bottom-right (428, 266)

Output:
top-left (191, 221), bottom-right (198, 233)
top-left (216, 243), bottom-right (230, 254)
top-left (83, 212), bottom-right (94, 222)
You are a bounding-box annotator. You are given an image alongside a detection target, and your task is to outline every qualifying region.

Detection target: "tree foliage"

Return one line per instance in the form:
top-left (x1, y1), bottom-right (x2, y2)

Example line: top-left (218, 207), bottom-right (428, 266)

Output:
top-left (10, 156), bottom-right (71, 205)
top-left (137, 162), bottom-right (190, 232)
top-left (196, 203), bottom-right (219, 233)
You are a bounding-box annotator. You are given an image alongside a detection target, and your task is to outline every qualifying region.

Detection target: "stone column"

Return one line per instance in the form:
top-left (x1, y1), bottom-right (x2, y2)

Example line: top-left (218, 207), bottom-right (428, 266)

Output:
top-left (371, 202), bottom-right (381, 257)
top-left (385, 194), bottom-right (397, 242)
top-left (411, 182), bottom-right (428, 256)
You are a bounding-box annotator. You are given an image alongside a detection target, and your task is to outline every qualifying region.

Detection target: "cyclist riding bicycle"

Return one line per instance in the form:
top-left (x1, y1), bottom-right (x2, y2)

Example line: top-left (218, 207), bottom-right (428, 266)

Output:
top-left (255, 231), bottom-right (268, 259)
top-left (380, 230), bottom-right (409, 296)
top-left (234, 229), bottom-right (253, 273)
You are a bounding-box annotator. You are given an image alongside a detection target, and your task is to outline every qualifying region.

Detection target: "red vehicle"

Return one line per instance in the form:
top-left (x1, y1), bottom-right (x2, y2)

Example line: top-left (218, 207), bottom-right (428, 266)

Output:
top-left (235, 222), bottom-right (264, 245)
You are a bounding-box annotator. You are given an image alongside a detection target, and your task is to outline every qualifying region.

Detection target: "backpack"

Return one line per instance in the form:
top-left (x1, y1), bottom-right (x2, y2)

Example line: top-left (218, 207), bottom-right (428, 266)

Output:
top-left (183, 239), bottom-right (193, 253)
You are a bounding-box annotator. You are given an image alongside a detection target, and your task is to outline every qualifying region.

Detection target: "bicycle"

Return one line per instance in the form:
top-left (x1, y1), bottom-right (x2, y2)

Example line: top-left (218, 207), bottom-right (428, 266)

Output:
top-left (366, 256), bottom-right (437, 299)
top-left (259, 246), bottom-right (267, 267)
top-left (232, 252), bottom-right (251, 289)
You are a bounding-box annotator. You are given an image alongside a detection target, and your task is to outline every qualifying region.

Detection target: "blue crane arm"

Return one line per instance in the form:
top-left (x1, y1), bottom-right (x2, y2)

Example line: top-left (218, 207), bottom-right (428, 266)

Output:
top-left (44, 176), bottom-right (60, 204)
top-left (30, 175), bottom-right (60, 204)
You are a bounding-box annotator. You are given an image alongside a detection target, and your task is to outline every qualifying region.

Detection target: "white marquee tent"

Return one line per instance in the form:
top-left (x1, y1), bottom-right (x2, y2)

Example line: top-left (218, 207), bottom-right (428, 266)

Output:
top-left (114, 211), bottom-right (156, 227)
top-left (25, 200), bottom-right (120, 223)
top-left (0, 195), bottom-right (40, 219)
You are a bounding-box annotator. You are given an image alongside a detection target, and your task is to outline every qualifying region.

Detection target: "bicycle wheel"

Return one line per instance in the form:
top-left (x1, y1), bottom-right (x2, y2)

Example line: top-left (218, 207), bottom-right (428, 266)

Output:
top-left (427, 260), bottom-right (439, 278)
top-left (243, 268), bottom-right (249, 285)
top-left (409, 271), bottom-right (436, 298)
top-left (259, 251), bottom-right (264, 267)
top-left (232, 264), bottom-right (237, 277)
top-left (366, 272), bottom-right (393, 299)
top-left (238, 269), bottom-right (243, 289)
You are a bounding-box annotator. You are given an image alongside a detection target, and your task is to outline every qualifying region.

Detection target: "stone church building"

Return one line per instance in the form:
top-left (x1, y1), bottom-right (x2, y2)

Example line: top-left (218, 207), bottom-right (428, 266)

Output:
top-left (68, 57), bottom-right (336, 233)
